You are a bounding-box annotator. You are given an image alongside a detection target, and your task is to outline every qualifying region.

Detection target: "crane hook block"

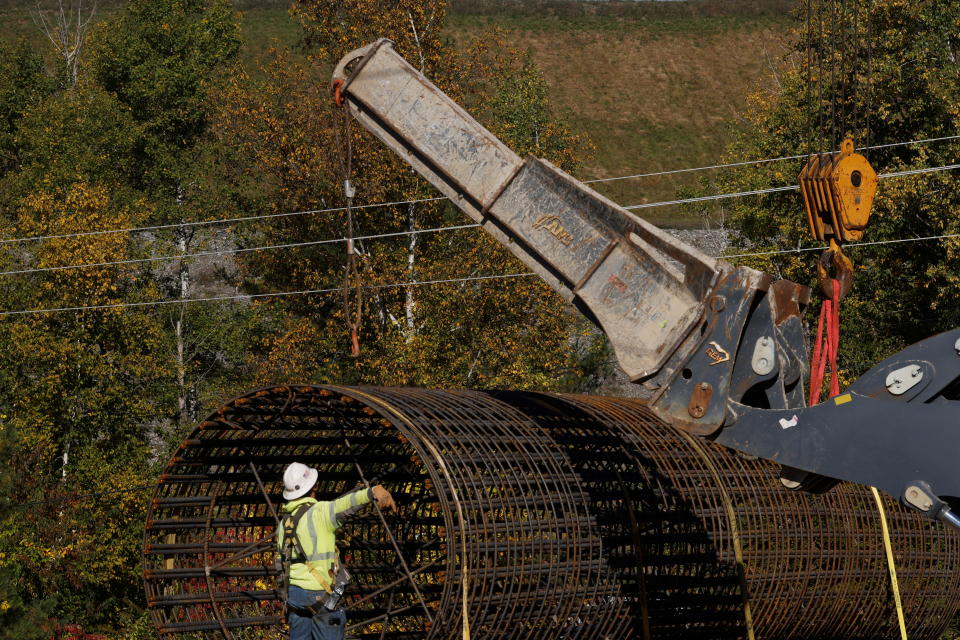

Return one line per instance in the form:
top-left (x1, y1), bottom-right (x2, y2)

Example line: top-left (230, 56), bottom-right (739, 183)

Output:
top-left (799, 137), bottom-right (877, 243)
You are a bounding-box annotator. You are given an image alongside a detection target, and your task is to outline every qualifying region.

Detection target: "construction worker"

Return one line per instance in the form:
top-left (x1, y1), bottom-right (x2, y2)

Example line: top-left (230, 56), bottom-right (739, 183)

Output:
top-left (278, 461), bottom-right (397, 640)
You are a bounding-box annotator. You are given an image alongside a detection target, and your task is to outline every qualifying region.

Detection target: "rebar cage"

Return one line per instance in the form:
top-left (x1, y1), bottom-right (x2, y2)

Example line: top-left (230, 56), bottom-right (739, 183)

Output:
top-left (144, 385), bottom-right (960, 639)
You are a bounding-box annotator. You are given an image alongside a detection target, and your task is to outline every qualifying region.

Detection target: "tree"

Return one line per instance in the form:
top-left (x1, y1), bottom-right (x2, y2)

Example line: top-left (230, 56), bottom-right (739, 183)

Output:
top-left (88, 0), bottom-right (241, 197)
top-left (720, 0), bottom-right (960, 378)
top-left (0, 40), bottom-right (55, 183)
top-left (0, 183), bottom-right (170, 633)
top-left (6, 84), bottom-right (141, 203)
top-left (0, 5), bottom-right (255, 632)
top-left (0, 420), bottom-right (54, 640)
top-left (33, 0), bottom-right (98, 88)
top-left (463, 33), bottom-right (584, 172)
top-left (89, 0), bottom-right (245, 427)
top-left (291, 0), bottom-right (446, 70)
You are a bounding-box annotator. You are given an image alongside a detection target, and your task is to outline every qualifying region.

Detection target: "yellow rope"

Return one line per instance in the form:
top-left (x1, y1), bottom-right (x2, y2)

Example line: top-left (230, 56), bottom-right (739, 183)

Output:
top-left (677, 430), bottom-right (756, 640)
top-left (870, 486), bottom-right (908, 640)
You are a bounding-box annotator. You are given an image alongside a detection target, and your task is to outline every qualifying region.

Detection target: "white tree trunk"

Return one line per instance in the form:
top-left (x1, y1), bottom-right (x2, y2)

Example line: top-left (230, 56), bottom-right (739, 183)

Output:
top-left (174, 181), bottom-right (195, 426)
top-left (34, 0), bottom-right (96, 86)
top-left (175, 226), bottom-right (191, 425)
top-left (404, 202), bottom-right (417, 340)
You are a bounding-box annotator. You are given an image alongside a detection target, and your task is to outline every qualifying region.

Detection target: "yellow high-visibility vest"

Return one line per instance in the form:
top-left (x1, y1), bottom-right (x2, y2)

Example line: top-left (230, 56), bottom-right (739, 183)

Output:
top-left (277, 488), bottom-right (372, 592)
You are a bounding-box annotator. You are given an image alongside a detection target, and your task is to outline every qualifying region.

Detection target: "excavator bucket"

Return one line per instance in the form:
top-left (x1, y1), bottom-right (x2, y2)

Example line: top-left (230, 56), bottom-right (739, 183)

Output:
top-left (332, 39), bottom-right (722, 381)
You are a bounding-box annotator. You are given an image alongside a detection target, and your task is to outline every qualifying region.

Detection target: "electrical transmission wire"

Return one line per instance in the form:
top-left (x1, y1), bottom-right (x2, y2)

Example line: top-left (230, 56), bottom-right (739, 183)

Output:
top-left (0, 196), bottom-right (448, 247)
top-left (584, 134), bottom-right (960, 184)
top-left (0, 135), bottom-right (956, 248)
top-left (626, 185), bottom-right (800, 209)
top-left (625, 162), bottom-right (960, 210)
top-left (723, 231), bottom-right (960, 259)
top-left (879, 163), bottom-right (960, 179)
top-left (4, 227), bottom-right (960, 317)
top-left (0, 223), bottom-right (481, 277)
top-left (0, 272), bottom-right (538, 317)
top-left (2, 161), bottom-right (958, 279)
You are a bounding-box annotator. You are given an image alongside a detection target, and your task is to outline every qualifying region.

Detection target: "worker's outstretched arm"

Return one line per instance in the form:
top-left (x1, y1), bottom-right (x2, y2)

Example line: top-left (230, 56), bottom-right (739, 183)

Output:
top-left (328, 485), bottom-right (396, 528)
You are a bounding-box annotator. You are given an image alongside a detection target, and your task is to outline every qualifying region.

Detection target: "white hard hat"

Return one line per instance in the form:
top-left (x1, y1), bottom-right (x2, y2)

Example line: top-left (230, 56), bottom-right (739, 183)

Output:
top-left (282, 462), bottom-right (318, 500)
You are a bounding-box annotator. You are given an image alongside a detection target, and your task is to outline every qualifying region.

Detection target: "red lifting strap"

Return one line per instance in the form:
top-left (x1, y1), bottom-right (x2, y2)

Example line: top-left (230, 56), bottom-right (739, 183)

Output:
top-left (808, 278), bottom-right (841, 405)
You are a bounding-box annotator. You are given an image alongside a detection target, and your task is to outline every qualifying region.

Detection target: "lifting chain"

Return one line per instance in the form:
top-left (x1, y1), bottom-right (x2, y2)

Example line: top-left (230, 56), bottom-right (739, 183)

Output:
top-left (333, 79), bottom-right (363, 357)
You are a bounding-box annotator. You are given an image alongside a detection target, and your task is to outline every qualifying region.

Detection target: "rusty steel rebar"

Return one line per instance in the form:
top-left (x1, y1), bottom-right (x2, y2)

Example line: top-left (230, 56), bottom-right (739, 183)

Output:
top-left (144, 386), bottom-right (960, 639)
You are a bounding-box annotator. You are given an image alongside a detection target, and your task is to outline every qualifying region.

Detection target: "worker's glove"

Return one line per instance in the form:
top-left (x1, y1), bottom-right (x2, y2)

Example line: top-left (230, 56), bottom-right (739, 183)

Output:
top-left (371, 485), bottom-right (397, 512)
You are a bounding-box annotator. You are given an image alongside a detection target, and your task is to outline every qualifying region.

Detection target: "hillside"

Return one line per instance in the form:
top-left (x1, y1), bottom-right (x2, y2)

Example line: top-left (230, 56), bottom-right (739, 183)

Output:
top-left (447, 11), bottom-right (792, 220)
top-left (1, 1), bottom-right (794, 226)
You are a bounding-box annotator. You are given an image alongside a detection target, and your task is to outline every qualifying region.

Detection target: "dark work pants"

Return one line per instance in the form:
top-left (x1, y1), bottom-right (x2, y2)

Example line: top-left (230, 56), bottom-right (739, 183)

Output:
top-left (287, 585), bottom-right (346, 640)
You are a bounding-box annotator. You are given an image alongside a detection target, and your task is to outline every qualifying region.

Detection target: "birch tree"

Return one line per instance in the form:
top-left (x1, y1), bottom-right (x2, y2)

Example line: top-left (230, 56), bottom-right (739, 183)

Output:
top-left (89, 0), bottom-right (241, 426)
top-left (33, 0), bottom-right (96, 87)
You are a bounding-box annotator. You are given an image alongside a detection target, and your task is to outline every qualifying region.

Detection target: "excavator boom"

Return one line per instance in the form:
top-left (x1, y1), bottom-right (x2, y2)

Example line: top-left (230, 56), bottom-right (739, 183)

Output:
top-left (333, 39), bottom-right (723, 383)
top-left (333, 39), bottom-right (960, 528)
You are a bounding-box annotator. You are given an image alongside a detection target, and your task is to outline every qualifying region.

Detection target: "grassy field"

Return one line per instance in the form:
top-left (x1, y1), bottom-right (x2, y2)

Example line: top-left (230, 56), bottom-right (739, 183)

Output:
top-left (1, 0), bottom-right (796, 226)
top-left (446, 13), bottom-right (791, 217)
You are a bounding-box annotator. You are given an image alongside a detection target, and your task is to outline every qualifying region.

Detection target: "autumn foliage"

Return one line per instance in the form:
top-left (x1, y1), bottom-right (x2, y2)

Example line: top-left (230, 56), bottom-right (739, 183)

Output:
top-left (0, 0), bottom-right (958, 637)
top-left (0, 0), bottom-right (598, 636)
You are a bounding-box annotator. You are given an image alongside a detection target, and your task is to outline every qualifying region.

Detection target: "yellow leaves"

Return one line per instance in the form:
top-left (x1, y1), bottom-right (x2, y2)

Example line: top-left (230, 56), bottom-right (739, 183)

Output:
top-left (14, 182), bottom-right (146, 309)
top-left (291, 0), bottom-right (448, 68)
top-left (43, 544), bottom-right (73, 561)
top-left (254, 315), bottom-right (328, 385)
top-left (211, 51), bottom-right (338, 218)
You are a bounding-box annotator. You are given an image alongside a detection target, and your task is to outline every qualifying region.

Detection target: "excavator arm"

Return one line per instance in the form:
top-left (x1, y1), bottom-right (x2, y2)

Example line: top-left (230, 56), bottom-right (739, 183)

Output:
top-left (332, 39), bottom-right (960, 527)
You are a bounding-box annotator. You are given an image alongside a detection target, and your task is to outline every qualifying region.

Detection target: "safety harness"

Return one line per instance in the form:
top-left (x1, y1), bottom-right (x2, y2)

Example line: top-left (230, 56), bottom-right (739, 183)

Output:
top-left (278, 502), bottom-right (350, 620)
top-left (278, 503), bottom-right (313, 604)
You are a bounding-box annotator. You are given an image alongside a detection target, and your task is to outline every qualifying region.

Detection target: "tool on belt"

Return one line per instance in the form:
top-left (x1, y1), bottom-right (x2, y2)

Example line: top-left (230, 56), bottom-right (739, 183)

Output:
top-left (284, 567), bottom-right (351, 619)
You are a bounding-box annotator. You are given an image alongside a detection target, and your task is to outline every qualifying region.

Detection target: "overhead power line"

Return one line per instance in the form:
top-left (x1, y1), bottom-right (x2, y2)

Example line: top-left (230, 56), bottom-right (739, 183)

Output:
top-left (2, 162), bottom-right (958, 279)
top-left (627, 185), bottom-right (800, 209)
top-left (0, 223), bottom-right (481, 277)
top-left (626, 163), bottom-right (960, 210)
top-left (584, 134), bottom-right (960, 184)
top-left (0, 196), bottom-right (447, 247)
top-left (723, 232), bottom-right (960, 259)
top-left (880, 164), bottom-right (960, 179)
top-left (3, 229), bottom-right (960, 317)
top-left (0, 135), bottom-right (956, 248)
top-left (0, 272), bottom-right (538, 317)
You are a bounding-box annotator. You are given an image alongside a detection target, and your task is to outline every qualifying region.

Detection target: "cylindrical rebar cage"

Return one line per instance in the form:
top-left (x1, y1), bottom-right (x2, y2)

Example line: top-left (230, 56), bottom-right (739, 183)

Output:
top-left (144, 385), bottom-right (960, 639)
